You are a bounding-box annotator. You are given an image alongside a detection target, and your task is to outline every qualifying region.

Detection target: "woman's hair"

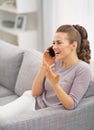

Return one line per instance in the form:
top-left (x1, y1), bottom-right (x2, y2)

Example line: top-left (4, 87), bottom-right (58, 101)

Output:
top-left (56, 24), bottom-right (91, 64)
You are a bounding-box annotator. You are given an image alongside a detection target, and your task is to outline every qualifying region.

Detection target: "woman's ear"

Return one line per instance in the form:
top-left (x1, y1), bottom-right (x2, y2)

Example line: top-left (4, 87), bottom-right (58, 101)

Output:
top-left (72, 41), bottom-right (77, 49)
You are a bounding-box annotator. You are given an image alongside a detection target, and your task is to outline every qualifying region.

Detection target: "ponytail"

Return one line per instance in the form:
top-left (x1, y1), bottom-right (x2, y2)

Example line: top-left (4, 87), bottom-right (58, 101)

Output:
top-left (73, 25), bottom-right (91, 64)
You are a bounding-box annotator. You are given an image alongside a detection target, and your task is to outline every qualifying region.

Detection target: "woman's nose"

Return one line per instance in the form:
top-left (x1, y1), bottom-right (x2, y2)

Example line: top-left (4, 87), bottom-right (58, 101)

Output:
top-left (53, 44), bottom-right (57, 50)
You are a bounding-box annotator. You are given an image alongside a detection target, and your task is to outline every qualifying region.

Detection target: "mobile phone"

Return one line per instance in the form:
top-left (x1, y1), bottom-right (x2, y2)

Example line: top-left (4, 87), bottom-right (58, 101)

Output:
top-left (48, 47), bottom-right (55, 57)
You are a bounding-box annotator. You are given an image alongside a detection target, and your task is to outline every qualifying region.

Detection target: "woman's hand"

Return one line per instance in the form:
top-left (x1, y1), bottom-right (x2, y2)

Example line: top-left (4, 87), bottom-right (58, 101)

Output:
top-left (43, 61), bottom-right (60, 86)
top-left (43, 46), bottom-right (56, 66)
top-left (46, 64), bottom-right (60, 86)
top-left (41, 46), bottom-right (60, 86)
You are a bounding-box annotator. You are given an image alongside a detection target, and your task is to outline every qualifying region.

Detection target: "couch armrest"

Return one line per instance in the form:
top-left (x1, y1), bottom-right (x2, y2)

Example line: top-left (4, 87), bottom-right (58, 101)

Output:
top-left (0, 96), bottom-right (94, 130)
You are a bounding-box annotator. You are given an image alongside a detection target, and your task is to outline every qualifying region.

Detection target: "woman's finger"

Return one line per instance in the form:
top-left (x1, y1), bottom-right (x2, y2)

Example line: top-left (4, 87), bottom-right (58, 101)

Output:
top-left (49, 63), bottom-right (55, 71)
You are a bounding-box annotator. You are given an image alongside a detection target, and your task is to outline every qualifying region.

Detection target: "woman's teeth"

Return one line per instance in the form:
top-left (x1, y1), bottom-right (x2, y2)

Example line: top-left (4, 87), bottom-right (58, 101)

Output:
top-left (55, 52), bottom-right (60, 54)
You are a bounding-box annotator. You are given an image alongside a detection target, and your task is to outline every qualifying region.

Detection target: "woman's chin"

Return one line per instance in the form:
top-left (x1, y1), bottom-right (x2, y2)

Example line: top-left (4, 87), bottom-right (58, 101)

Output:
top-left (55, 55), bottom-right (61, 60)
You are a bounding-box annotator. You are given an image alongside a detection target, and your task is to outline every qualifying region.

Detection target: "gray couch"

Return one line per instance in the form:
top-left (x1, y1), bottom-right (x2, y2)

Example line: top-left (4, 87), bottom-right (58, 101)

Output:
top-left (0, 42), bottom-right (94, 130)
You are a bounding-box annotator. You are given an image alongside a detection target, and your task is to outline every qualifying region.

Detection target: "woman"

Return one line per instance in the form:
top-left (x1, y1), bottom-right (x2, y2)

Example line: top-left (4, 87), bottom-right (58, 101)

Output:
top-left (32, 24), bottom-right (91, 110)
top-left (0, 24), bottom-right (92, 119)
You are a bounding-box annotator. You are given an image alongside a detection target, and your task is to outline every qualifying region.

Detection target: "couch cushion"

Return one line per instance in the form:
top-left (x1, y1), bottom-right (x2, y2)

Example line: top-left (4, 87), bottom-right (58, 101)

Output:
top-left (0, 85), bottom-right (14, 98)
top-left (83, 60), bottom-right (94, 98)
top-left (0, 42), bottom-right (24, 91)
top-left (15, 49), bottom-right (42, 96)
top-left (0, 95), bottom-right (18, 105)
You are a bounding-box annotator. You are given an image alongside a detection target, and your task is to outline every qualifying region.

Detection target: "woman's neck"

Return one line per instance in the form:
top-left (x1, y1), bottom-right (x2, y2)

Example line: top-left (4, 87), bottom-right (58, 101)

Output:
top-left (62, 57), bottom-right (79, 68)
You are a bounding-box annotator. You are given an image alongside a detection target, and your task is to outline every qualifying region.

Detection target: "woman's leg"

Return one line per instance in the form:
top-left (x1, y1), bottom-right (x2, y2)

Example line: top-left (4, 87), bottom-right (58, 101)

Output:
top-left (0, 90), bottom-right (35, 119)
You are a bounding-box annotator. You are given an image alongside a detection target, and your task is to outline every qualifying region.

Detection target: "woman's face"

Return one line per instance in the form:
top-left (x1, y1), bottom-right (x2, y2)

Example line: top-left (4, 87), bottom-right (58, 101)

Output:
top-left (53, 32), bottom-right (76, 61)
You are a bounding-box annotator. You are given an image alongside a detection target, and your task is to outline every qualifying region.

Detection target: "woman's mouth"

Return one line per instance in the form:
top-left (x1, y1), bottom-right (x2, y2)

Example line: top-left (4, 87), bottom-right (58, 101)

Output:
top-left (55, 51), bottom-right (60, 55)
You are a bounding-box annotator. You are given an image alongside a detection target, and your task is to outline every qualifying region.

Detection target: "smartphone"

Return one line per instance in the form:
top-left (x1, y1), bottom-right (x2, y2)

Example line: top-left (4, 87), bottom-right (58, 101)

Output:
top-left (48, 47), bottom-right (55, 57)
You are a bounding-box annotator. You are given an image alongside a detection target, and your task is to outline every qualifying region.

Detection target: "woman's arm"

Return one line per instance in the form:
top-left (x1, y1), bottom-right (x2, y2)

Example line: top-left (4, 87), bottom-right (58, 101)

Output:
top-left (32, 48), bottom-right (56, 97)
top-left (53, 84), bottom-right (74, 109)
top-left (45, 64), bottom-right (74, 109)
top-left (44, 61), bottom-right (91, 109)
top-left (32, 65), bottom-right (46, 97)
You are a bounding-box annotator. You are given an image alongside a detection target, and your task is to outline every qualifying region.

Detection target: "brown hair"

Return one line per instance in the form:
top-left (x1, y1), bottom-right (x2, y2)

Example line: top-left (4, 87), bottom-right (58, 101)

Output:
top-left (56, 24), bottom-right (91, 64)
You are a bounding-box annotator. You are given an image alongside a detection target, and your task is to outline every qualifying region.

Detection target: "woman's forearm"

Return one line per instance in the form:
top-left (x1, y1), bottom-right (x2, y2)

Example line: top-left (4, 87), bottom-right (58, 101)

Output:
top-left (51, 83), bottom-right (74, 109)
top-left (32, 65), bottom-right (46, 97)
top-left (45, 64), bottom-right (74, 109)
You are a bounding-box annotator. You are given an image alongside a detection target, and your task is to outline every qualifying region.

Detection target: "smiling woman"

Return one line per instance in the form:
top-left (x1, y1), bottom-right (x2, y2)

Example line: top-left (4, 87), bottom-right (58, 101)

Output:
top-left (32, 24), bottom-right (92, 109)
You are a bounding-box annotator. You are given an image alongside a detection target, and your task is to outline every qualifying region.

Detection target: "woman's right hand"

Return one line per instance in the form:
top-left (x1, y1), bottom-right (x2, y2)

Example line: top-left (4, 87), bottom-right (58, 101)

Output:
top-left (42, 46), bottom-right (56, 66)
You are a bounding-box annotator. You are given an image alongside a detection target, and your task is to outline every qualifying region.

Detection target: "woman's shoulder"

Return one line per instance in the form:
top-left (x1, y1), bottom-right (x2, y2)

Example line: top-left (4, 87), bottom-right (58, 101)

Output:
top-left (54, 59), bottom-right (91, 75)
top-left (77, 60), bottom-right (90, 70)
top-left (75, 60), bottom-right (91, 75)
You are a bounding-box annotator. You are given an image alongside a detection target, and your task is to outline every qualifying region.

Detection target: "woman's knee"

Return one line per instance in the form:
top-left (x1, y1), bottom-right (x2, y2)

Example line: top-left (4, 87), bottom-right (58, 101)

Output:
top-left (23, 90), bottom-right (32, 96)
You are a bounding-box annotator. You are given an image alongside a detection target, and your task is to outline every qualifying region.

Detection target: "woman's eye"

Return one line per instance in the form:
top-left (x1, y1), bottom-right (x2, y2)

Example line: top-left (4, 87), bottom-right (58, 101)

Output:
top-left (57, 41), bottom-right (63, 44)
top-left (52, 42), bottom-right (55, 45)
top-left (52, 41), bottom-right (63, 45)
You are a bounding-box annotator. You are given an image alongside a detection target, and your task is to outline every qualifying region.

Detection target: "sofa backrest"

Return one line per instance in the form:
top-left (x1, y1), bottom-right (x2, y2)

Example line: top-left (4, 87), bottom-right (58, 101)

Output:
top-left (0, 42), bottom-right (24, 91)
top-left (84, 60), bottom-right (94, 98)
top-left (15, 49), bottom-right (42, 96)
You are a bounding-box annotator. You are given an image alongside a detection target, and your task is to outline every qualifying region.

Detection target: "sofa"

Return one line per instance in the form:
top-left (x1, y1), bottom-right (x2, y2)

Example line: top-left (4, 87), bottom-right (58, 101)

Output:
top-left (0, 41), bottom-right (94, 130)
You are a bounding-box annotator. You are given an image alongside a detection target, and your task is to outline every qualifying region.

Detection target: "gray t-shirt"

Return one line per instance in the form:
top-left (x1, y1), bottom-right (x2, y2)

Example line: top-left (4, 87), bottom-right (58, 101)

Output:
top-left (35, 60), bottom-right (91, 109)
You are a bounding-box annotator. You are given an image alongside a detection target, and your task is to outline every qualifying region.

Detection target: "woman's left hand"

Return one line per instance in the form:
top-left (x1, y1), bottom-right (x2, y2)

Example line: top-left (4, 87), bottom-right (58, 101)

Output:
top-left (43, 61), bottom-right (60, 86)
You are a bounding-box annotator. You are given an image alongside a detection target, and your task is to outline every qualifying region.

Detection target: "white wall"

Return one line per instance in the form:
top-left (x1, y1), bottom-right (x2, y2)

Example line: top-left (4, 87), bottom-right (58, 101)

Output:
top-left (41, 0), bottom-right (94, 60)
